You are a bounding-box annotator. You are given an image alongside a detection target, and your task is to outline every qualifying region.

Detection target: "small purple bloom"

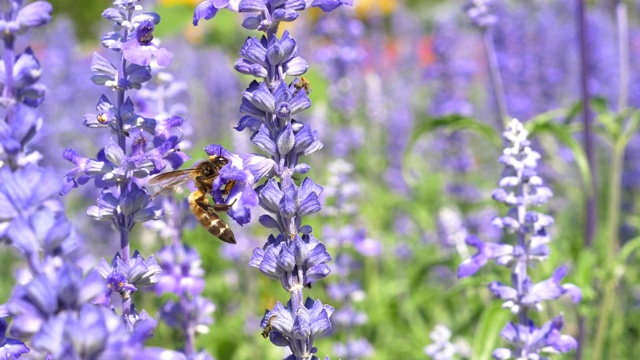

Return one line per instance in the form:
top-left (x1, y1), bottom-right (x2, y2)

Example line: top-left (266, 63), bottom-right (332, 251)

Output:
top-left (87, 183), bottom-right (162, 230)
top-left (333, 338), bottom-right (373, 360)
top-left (159, 296), bottom-right (215, 331)
top-left (310, 0), bottom-right (353, 12)
top-left (457, 235), bottom-right (513, 277)
top-left (6, 264), bottom-right (104, 339)
top-left (204, 144), bottom-right (265, 225)
top-left (93, 251), bottom-right (161, 304)
top-left (154, 243), bottom-right (205, 296)
top-left (250, 234), bottom-right (331, 290)
top-left (0, 318), bottom-right (29, 359)
top-left (493, 317), bottom-right (577, 359)
top-left (193, 0), bottom-right (237, 25)
top-left (122, 19), bottom-right (172, 67)
top-left (261, 297), bottom-right (334, 348)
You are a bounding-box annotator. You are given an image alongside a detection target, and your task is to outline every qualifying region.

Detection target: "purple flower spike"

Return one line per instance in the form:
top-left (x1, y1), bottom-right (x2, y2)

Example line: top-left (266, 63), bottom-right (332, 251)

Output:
top-left (458, 119), bottom-right (580, 357)
top-left (196, 1), bottom-right (340, 356)
top-left (94, 251), bottom-right (162, 291)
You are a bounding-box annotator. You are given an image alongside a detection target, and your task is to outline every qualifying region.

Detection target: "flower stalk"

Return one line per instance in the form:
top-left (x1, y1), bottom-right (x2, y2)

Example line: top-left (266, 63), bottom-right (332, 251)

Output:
top-left (193, 1), bottom-right (352, 358)
top-left (458, 119), bottom-right (581, 359)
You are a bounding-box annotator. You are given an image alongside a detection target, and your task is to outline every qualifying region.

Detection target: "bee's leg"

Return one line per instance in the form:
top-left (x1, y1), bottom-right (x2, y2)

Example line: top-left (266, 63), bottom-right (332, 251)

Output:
top-left (208, 198), bottom-right (238, 213)
top-left (194, 175), bottom-right (215, 192)
top-left (223, 180), bottom-right (236, 195)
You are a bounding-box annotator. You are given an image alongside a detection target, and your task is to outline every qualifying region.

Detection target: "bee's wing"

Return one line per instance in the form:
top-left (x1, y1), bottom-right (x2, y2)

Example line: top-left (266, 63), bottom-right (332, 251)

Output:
top-left (148, 169), bottom-right (194, 198)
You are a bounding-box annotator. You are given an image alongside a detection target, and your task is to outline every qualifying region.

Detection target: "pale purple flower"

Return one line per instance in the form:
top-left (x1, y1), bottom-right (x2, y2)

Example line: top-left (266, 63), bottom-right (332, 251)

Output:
top-left (6, 263), bottom-right (104, 339)
top-left (260, 298), bottom-right (334, 356)
top-left (458, 119), bottom-right (579, 356)
top-left (154, 243), bottom-right (205, 296)
top-left (0, 318), bottom-right (29, 359)
top-left (424, 324), bottom-right (472, 360)
top-left (493, 317), bottom-right (578, 359)
top-left (122, 19), bottom-right (172, 67)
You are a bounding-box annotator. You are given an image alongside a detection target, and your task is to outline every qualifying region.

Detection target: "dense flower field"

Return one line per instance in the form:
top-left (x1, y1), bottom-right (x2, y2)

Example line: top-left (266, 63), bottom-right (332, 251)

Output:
top-left (0, 0), bottom-right (639, 359)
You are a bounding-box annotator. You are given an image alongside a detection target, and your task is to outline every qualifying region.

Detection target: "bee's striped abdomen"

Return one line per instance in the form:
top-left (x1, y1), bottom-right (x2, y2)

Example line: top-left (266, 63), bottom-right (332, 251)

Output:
top-left (188, 190), bottom-right (236, 244)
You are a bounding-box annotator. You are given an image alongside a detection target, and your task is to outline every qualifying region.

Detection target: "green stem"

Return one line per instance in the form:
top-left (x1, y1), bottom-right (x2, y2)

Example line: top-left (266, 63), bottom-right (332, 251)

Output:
top-left (592, 139), bottom-right (624, 360)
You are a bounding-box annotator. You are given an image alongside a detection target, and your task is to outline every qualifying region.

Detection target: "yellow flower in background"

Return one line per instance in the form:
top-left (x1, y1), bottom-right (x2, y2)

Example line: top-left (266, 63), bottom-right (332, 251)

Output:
top-left (355, 0), bottom-right (397, 15)
top-left (159, 0), bottom-right (199, 6)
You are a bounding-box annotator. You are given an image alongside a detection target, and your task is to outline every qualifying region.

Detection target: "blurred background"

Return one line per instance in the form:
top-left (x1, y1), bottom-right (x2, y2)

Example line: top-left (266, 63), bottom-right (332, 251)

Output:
top-left (3, 0), bottom-right (640, 359)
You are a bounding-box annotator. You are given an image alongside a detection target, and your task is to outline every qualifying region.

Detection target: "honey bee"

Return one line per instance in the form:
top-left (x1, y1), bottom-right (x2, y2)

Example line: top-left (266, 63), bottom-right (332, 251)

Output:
top-left (293, 77), bottom-right (311, 96)
top-left (261, 315), bottom-right (277, 339)
top-left (148, 155), bottom-right (237, 244)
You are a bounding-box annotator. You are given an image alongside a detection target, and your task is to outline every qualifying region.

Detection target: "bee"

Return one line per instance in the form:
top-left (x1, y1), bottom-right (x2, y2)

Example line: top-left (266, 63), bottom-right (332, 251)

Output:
top-left (293, 77), bottom-right (311, 96)
top-left (148, 155), bottom-right (237, 244)
top-left (261, 315), bottom-right (277, 339)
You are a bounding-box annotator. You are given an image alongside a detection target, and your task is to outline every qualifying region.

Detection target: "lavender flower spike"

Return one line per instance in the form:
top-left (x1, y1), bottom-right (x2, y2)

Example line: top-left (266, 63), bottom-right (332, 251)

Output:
top-left (195, 0), bottom-right (350, 357)
top-left (458, 119), bottom-right (580, 357)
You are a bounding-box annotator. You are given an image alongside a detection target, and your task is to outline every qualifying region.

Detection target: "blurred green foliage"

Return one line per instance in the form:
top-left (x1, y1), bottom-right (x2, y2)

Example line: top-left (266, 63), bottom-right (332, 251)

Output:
top-left (48, 0), bottom-right (104, 42)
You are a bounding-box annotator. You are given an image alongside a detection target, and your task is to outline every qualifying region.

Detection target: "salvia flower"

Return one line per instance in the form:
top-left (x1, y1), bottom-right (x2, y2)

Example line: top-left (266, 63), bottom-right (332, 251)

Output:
top-left (424, 324), bottom-right (472, 360)
top-left (196, 1), bottom-right (349, 357)
top-left (193, 0), bottom-right (353, 30)
top-left (155, 242), bottom-right (206, 296)
top-left (58, 2), bottom-right (190, 357)
top-left (122, 18), bottom-right (172, 67)
top-left (457, 119), bottom-right (580, 357)
top-left (0, 318), bottom-right (29, 359)
top-left (493, 317), bottom-right (578, 360)
top-left (6, 263), bottom-right (104, 339)
top-left (159, 296), bottom-right (215, 335)
top-left (260, 298), bottom-right (334, 354)
top-left (94, 251), bottom-right (161, 300)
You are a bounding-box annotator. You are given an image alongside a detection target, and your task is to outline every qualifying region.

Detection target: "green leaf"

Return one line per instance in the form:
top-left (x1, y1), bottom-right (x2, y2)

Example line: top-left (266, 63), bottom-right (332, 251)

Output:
top-left (591, 96), bottom-right (610, 115)
top-left (617, 236), bottom-right (640, 265)
top-left (407, 114), bottom-right (501, 152)
top-left (525, 121), bottom-right (593, 197)
top-left (562, 101), bottom-right (584, 125)
top-left (403, 115), bottom-right (500, 190)
top-left (619, 110), bottom-right (640, 147)
top-left (472, 302), bottom-right (511, 360)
